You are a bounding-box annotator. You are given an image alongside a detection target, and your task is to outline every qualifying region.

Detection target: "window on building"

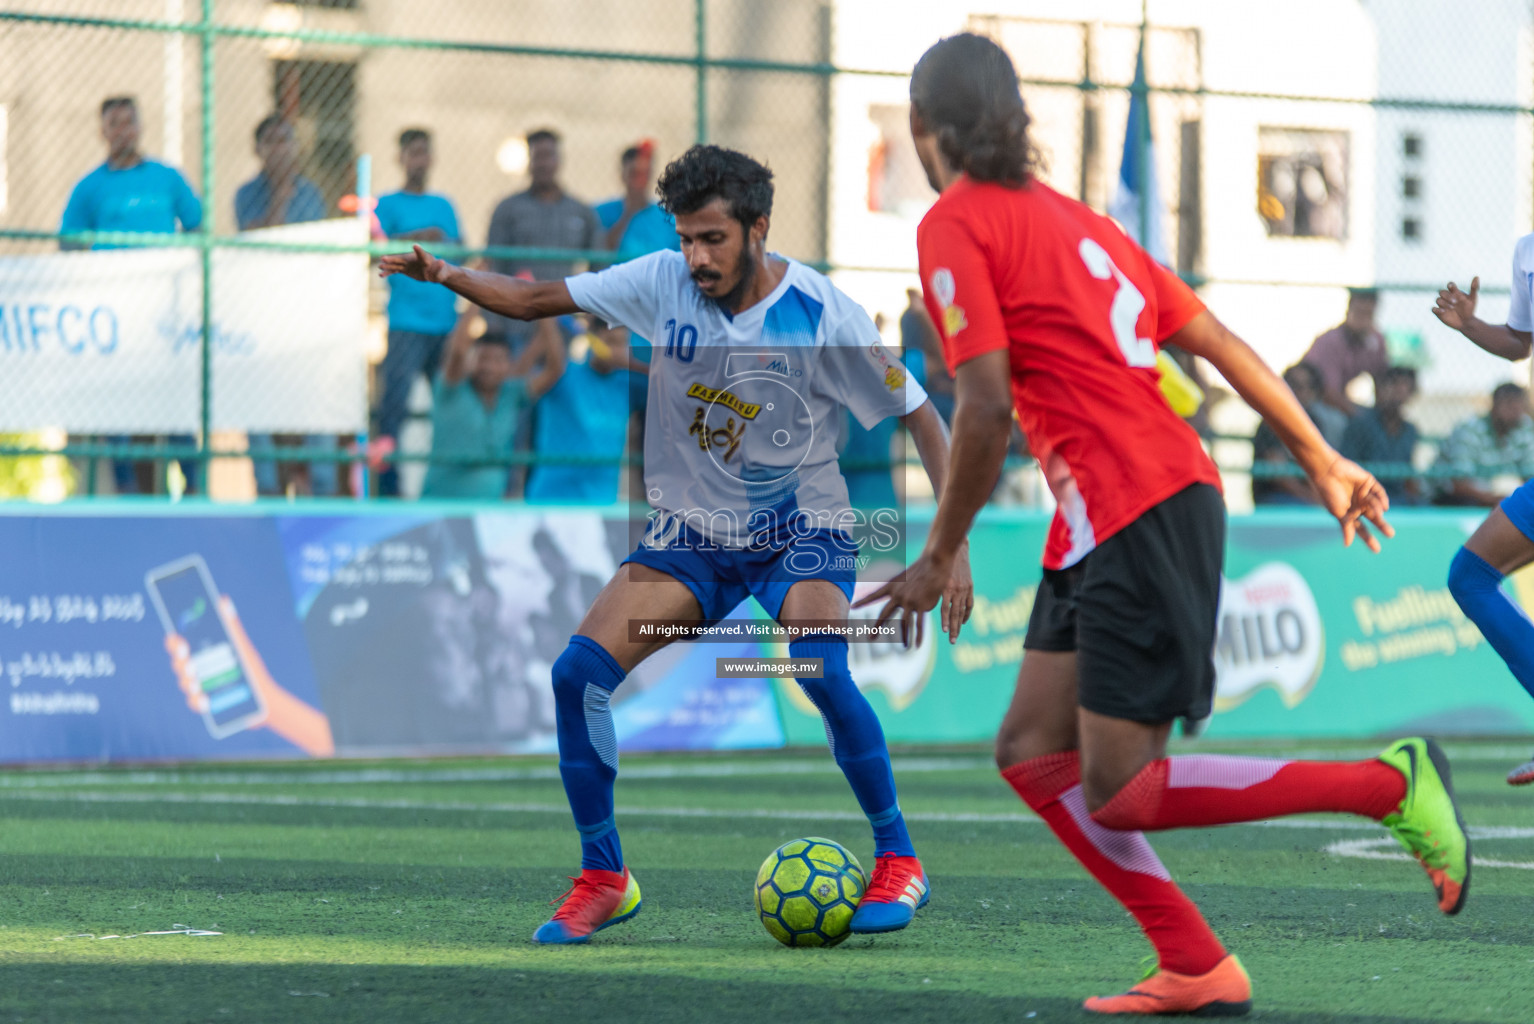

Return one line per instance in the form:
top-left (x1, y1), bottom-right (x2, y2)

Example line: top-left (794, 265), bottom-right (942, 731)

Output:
top-left (1256, 128), bottom-right (1348, 240)
top-left (865, 104), bottom-right (934, 219)
top-left (1403, 133), bottom-right (1422, 158)
top-left (1403, 175), bottom-right (1420, 198)
top-left (1402, 217), bottom-right (1421, 242)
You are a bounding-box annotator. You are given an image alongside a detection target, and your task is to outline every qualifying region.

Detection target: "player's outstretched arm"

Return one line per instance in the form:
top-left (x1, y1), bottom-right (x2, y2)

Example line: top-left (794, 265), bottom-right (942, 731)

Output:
top-left (1433, 276), bottom-right (1532, 361)
top-left (856, 350), bottom-right (1012, 642)
top-left (900, 399), bottom-right (974, 641)
top-left (378, 244), bottom-right (581, 321)
top-left (1168, 310), bottom-right (1393, 552)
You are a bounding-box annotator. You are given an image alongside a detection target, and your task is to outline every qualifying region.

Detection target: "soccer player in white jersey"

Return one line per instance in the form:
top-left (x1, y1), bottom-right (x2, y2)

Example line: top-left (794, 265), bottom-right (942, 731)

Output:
top-left (382, 145), bottom-right (973, 944)
top-left (1434, 248), bottom-right (1534, 784)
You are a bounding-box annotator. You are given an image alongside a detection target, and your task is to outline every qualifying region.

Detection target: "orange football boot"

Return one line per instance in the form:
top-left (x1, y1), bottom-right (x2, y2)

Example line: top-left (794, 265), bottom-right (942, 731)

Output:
top-left (1084, 954), bottom-right (1252, 1017)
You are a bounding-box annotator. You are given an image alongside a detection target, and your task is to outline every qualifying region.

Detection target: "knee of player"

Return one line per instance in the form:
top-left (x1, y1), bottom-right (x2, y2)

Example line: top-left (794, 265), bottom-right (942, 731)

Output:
top-left (551, 639), bottom-right (623, 705)
top-left (993, 717), bottom-right (1074, 772)
top-left (1080, 763), bottom-right (1139, 820)
top-left (993, 728), bottom-right (1030, 772)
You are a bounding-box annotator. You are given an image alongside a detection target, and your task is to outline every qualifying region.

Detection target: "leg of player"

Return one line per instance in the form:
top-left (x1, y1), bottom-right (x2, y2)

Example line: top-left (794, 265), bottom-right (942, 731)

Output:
top-left (776, 579), bottom-right (927, 933)
top-left (1075, 711), bottom-right (1471, 1014)
top-left (533, 562), bottom-right (702, 945)
top-left (995, 652), bottom-right (1246, 1015)
top-left (1447, 493), bottom-right (1534, 785)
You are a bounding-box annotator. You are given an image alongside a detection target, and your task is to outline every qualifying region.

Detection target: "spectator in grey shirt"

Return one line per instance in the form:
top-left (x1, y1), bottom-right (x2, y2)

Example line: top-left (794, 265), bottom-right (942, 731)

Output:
top-left (483, 127), bottom-right (600, 496)
top-left (483, 127), bottom-right (601, 350)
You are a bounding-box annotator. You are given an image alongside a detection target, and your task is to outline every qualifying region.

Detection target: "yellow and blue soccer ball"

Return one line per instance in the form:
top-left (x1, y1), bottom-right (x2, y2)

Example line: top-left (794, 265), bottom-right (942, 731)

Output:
top-left (754, 837), bottom-right (866, 947)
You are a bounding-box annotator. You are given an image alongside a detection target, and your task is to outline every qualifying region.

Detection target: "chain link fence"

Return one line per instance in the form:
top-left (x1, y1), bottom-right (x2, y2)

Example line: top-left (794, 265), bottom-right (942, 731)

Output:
top-left (1, 1), bottom-right (1532, 510)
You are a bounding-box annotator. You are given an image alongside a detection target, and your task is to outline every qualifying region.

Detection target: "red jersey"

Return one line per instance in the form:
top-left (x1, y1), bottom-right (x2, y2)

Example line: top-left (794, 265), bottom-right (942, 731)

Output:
top-left (917, 176), bottom-right (1221, 570)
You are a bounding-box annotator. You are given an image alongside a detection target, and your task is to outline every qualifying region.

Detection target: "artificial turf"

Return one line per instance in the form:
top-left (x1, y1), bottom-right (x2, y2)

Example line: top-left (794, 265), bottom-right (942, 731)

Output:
top-left (2, 740), bottom-right (1532, 1022)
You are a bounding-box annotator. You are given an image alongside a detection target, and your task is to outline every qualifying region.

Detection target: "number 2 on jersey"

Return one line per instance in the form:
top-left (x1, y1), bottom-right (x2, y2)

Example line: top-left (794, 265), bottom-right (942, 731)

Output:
top-left (663, 319), bottom-right (697, 363)
top-left (1078, 238), bottom-right (1156, 368)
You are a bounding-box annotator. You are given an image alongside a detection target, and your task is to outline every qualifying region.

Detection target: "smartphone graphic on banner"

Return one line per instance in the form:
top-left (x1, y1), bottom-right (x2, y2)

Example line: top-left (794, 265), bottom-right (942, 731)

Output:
top-left (145, 555), bottom-right (266, 739)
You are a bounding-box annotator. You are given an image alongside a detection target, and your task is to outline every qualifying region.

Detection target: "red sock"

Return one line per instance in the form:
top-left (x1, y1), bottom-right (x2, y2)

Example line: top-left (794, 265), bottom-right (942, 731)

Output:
top-left (1003, 752), bottom-right (1227, 976)
top-left (1091, 755), bottom-right (1407, 832)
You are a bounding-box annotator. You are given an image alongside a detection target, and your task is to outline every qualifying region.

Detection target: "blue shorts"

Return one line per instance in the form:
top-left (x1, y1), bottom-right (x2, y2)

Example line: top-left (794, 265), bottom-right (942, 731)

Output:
top-left (1501, 478), bottom-right (1534, 541)
top-left (622, 518), bottom-right (858, 623)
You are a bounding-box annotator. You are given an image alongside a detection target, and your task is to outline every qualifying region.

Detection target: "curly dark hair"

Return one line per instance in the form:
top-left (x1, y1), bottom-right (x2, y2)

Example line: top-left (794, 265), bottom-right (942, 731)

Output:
top-left (909, 33), bottom-right (1041, 188)
top-left (656, 145), bottom-right (775, 230)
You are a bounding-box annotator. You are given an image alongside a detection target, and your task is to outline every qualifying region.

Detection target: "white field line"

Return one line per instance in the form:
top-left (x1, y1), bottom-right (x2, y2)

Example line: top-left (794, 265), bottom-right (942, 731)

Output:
top-left (0, 787), bottom-right (1405, 832)
top-left (1325, 827), bottom-right (1534, 871)
top-left (19, 789), bottom-right (1534, 869)
top-left (0, 757), bottom-right (990, 790)
top-left (1, 745), bottom-right (1528, 791)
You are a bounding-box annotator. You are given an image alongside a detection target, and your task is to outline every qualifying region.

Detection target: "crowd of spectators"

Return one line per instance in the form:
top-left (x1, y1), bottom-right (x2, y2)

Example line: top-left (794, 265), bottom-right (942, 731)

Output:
top-left (1251, 287), bottom-right (1534, 510)
top-left (57, 100), bottom-right (677, 503)
top-left (55, 97), bottom-right (1534, 510)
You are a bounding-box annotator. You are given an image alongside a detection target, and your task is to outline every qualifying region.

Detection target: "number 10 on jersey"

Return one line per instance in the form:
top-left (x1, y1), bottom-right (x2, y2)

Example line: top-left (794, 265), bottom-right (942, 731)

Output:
top-left (664, 319), bottom-right (697, 363)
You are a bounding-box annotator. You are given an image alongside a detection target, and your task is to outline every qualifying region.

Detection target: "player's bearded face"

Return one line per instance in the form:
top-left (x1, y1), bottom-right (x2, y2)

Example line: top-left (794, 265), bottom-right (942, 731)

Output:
top-left (691, 232), bottom-right (754, 311)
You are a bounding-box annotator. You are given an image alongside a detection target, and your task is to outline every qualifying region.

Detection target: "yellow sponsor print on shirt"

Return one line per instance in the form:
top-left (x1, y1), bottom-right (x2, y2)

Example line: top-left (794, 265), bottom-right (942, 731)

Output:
top-left (930, 267), bottom-right (967, 338)
top-left (688, 407), bottom-right (746, 462)
top-left (943, 304), bottom-right (968, 337)
top-left (685, 382), bottom-right (762, 420)
top-left (883, 365), bottom-right (906, 392)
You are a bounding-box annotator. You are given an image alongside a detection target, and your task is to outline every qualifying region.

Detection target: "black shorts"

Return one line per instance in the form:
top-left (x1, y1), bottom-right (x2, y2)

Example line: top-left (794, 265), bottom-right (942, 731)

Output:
top-left (1023, 483), bottom-right (1226, 724)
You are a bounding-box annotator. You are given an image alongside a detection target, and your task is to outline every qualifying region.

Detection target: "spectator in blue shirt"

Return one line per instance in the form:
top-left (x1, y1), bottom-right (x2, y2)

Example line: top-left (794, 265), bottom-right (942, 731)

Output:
top-left (236, 114), bottom-right (334, 497)
top-left (235, 115), bottom-right (326, 230)
top-left (422, 309), bottom-right (564, 500)
top-left (371, 128), bottom-right (462, 497)
top-left (525, 324), bottom-right (640, 504)
top-left (594, 141), bottom-right (680, 262)
top-left (592, 142), bottom-right (680, 496)
top-left (61, 96), bottom-right (202, 249)
top-left (1340, 365), bottom-right (1423, 505)
top-left (61, 96), bottom-right (203, 496)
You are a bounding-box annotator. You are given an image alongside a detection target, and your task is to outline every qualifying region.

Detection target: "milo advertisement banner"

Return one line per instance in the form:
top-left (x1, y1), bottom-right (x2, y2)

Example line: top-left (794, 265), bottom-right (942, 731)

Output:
top-left (0, 504), bottom-right (1530, 765)
top-left (774, 511), bottom-right (1534, 743)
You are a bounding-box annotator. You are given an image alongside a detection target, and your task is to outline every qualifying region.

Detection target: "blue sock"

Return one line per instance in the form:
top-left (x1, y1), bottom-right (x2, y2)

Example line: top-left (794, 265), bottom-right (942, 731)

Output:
top-left (1449, 547), bottom-right (1534, 700)
top-left (552, 635), bottom-right (627, 872)
top-left (789, 633), bottom-right (915, 858)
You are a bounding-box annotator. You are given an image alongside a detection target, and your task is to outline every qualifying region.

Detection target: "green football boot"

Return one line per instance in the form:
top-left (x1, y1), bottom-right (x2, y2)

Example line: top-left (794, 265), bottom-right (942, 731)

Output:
top-left (1377, 737), bottom-right (1471, 915)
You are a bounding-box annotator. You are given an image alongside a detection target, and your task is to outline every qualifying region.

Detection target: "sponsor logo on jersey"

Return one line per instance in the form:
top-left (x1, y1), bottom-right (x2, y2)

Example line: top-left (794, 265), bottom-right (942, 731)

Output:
top-left (1213, 562), bottom-right (1323, 711)
top-left (929, 267), bottom-right (967, 337)
top-left (931, 267), bottom-right (957, 308)
top-left (761, 357), bottom-right (802, 378)
top-left (686, 382), bottom-right (762, 420)
top-left (866, 342), bottom-right (908, 393)
top-left (688, 406), bottom-right (747, 462)
top-left (726, 352), bottom-right (801, 379)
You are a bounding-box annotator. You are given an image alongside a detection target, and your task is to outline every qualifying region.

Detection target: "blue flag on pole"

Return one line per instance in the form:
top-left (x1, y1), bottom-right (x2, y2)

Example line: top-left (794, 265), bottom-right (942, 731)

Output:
top-left (1109, 48), bottom-right (1170, 265)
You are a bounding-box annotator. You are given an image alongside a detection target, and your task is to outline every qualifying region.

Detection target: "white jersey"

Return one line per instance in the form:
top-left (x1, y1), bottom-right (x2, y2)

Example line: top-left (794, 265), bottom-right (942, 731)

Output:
top-left (567, 250), bottom-right (927, 548)
top-left (1509, 232), bottom-right (1534, 333)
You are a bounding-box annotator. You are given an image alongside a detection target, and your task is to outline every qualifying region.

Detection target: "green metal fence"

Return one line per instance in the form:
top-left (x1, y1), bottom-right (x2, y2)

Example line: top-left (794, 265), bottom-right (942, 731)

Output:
top-left (1, 1), bottom-right (1532, 508)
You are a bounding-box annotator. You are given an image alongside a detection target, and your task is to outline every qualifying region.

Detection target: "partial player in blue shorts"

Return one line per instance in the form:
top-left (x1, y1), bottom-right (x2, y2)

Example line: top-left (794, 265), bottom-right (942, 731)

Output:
top-left (1435, 262), bottom-right (1534, 784)
top-left (381, 143), bottom-right (975, 942)
top-left (624, 516), bottom-right (857, 623)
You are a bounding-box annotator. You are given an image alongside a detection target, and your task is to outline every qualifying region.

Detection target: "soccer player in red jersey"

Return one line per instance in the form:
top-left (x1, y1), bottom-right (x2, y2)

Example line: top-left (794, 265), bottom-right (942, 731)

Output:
top-left (860, 34), bottom-right (1472, 1016)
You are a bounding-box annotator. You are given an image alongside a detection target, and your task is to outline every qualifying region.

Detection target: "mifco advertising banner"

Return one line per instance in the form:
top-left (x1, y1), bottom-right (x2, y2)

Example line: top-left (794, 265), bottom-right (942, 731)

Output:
top-left (0, 506), bottom-right (1528, 765)
top-left (0, 220), bottom-right (367, 433)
